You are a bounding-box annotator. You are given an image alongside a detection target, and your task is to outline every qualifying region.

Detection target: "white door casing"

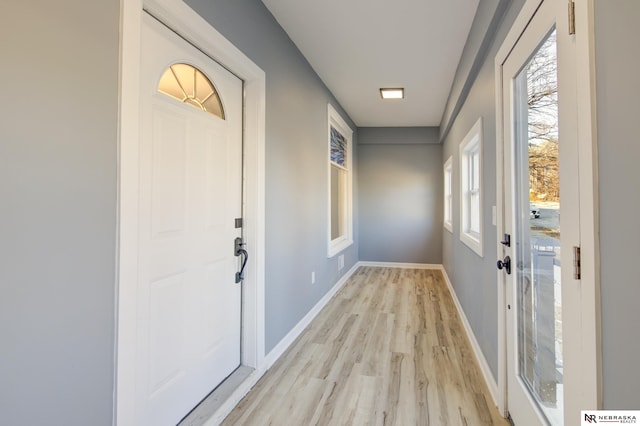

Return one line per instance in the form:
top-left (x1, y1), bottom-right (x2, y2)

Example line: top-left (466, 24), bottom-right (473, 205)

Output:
top-left (135, 13), bottom-right (242, 425)
top-left (117, 0), bottom-right (267, 425)
top-left (495, 0), bottom-right (601, 423)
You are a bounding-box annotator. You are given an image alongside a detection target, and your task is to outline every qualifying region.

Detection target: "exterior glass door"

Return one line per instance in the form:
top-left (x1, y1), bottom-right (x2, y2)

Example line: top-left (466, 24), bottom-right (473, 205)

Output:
top-left (500, 1), bottom-right (599, 424)
top-left (513, 29), bottom-right (563, 425)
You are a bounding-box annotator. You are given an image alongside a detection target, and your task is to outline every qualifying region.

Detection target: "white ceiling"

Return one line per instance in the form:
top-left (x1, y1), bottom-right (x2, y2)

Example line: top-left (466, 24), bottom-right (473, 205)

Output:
top-left (261, 0), bottom-right (480, 127)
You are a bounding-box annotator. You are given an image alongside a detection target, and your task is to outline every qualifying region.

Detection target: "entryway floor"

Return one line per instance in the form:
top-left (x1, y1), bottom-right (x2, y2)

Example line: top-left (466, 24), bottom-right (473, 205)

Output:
top-left (219, 267), bottom-right (507, 425)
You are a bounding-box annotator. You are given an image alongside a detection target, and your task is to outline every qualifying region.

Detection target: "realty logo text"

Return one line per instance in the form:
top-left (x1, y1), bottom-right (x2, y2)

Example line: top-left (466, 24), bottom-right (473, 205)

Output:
top-left (583, 412), bottom-right (638, 424)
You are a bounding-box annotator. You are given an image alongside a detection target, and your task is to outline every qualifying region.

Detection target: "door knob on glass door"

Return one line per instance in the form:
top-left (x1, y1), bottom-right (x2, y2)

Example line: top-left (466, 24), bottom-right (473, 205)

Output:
top-left (497, 256), bottom-right (511, 275)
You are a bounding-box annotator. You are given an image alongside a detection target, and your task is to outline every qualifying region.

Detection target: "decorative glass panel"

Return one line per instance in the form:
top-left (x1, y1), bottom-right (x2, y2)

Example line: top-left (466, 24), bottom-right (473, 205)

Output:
top-left (157, 63), bottom-right (225, 119)
top-left (330, 126), bottom-right (346, 167)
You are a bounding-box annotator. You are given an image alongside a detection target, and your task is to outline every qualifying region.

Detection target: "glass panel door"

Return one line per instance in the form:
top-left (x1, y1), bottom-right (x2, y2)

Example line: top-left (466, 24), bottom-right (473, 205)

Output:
top-left (501, 0), bottom-right (593, 424)
top-left (513, 29), bottom-right (563, 425)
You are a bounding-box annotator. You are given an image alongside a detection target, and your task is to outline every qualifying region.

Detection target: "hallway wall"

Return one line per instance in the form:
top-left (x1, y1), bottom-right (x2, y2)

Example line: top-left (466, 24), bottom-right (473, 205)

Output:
top-left (0, 1), bottom-right (120, 425)
top-left (594, 0), bottom-right (640, 408)
top-left (358, 127), bottom-right (442, 264)
top-left (440, 0), bottom-right (522, 382)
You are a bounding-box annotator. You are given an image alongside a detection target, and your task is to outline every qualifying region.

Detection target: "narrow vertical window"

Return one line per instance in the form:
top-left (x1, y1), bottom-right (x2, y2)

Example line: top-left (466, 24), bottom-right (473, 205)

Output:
top-left (444, 156), bottom-right (453, 232)
top-left (469, 149), bottom-right (480, 234)
top-left (328, 104), bottom-right (353, 257)
top-left (460, 118), bottom-right (483, 256)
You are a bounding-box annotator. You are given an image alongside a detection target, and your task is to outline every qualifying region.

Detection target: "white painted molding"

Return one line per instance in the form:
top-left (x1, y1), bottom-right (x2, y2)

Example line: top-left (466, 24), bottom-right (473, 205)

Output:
top-left (443, 155), bottom-right (454, 233)
top-left (493, 24), bottom-right (508, 416)
top-left (116, 1), bottom-right (143, 424)
top-left (358, 261), bottom-right (443, 270)
top-left (574, 0), bottom-right (602, 409)
top-left (439, 266), bottom-right (500, 408)
top-left (495, 0), bottom-right (544, 67)
top-left (327, 104), bottom-right (354, 258)
top-left (459, 117), bottom-right (484, 258)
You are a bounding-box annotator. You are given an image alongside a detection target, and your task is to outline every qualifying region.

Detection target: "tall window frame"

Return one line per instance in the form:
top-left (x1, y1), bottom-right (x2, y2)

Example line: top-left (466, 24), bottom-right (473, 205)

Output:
top-left (460, 118), bottom-right (483, 256)
top-left (327, 104), bottom-right (353, 257)
top-left (444, 156), bottom-right (453, 232)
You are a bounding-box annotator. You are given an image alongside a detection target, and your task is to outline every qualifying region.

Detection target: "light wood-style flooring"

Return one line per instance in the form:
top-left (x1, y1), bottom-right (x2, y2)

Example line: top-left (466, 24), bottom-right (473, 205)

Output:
top-left (222, 267), bottom-right (508, 425)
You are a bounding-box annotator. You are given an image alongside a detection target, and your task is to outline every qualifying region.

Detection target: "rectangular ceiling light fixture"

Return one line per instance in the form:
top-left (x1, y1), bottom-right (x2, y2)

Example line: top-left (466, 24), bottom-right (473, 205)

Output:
top-left (380, 88), bottom-right (404, 99)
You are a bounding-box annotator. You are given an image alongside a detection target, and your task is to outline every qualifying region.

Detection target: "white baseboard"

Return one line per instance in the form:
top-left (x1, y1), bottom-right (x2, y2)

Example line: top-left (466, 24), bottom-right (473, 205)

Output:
top-left (438, 266), bottom-right (499, 407)
top-left (358, 261), bottom-right (443, 269)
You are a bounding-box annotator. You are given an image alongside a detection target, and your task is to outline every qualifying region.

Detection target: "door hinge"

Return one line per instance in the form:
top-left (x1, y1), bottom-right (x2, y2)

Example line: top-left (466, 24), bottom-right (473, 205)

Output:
top-left (573, 246), bottom-right (581, 280)
top-left (568, 0), bottom-right (576, 35)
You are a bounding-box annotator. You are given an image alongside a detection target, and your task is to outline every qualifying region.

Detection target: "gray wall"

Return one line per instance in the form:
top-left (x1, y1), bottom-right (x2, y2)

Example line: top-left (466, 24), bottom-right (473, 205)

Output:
top-left (358, 127), bottom-right (442, 263)
top-left (185, 0), bottom-right (359, 353)
top-left (440, 0), bottom-right (526, 381)
top-left (0, 1), bottom-right (119, 425)
top-left (440, 0), bottom-right (510, 141)
top-left (594, 0), bottom-right (640, 409)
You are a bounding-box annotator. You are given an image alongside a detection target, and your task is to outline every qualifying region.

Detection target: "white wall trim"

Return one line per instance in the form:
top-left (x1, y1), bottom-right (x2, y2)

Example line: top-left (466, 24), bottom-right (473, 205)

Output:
top-left (358, 261), bottom-right (443, 270)
top-left (459, 117), bottom-right (484, 258)
top-left (327, 104), bottom-right (354, 258)
top-left (444, 155), bottom-right (454, 233)
top-left (439, 266), bottom-right (499, 407)
top-left (116, 0), bottom-right (266, 424)
top-left (115, 1), bottom-right (143, 422)
top-left (574, 0), bottom-right (602, 409)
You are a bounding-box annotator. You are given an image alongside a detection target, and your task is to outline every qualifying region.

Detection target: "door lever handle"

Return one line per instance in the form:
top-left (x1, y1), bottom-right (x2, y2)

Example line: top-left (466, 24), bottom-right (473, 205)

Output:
top-left (497, 256), bottom-right (511, 275)
top-left (234, 237), bottom-right (248, 284)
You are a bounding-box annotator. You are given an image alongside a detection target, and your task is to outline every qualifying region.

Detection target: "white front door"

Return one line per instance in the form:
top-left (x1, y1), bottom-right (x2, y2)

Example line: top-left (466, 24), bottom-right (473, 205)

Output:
top-left (135, 12), bottom-right (243, 425)
top-left (500, 0), bottom-right (587, 424)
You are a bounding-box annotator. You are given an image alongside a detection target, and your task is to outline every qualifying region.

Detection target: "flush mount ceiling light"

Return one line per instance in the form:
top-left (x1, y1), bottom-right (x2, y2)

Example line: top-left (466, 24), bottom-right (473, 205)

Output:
top-left (380, 88), bottom-right (404, 99)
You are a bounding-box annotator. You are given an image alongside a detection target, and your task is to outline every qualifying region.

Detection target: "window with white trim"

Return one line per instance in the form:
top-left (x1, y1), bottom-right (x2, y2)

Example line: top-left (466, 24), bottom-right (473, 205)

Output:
top-left (327, 104), bottom-right (353, 257)
top-left (459, 118), bottom-right (483, 256)
top-left (444, 156), bottom-right (453, 232)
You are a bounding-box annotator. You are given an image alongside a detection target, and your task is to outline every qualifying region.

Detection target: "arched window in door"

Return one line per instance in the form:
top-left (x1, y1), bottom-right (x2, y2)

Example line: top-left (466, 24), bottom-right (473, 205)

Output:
top-left (157, 63), bottom-right (225, 119)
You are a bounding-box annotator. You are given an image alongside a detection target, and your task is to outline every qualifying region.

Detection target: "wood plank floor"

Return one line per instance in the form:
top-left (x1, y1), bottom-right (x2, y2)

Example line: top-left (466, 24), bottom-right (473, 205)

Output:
top-left (222, 267), bottom-right (508, 425)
